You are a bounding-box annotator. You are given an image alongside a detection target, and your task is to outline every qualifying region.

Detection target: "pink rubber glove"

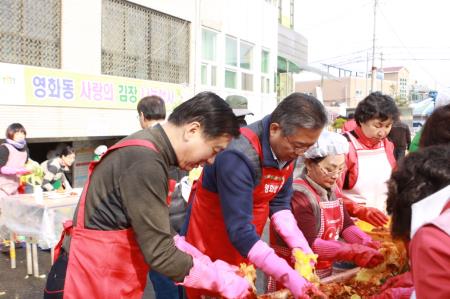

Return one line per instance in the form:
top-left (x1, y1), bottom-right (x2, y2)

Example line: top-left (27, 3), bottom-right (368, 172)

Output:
top-left (1, 166), bottom-right (30, 175)
top-left (180, 257), bottom-right (251, 299)
top-left (380, 272), bottom-right (413, 291)
top-left (271, 210), bottom-right (313, 254)
top-left (174, 235), bottom-right (239, 273)
top-left (370, 287), bottom-right (414, 299)
top-left (342, 225), bottom-right (381, 249)
top-left (248, 240), bottom-right (311, 298)
top-left (174, 235), bottom-right (205, 259)
top-left (312, 239), bottom-right (383, 268)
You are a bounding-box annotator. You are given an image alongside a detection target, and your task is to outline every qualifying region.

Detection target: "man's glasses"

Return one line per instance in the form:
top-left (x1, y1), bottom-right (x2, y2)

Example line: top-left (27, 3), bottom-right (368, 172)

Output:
top-left (285, 135), bottom-right (314, 154)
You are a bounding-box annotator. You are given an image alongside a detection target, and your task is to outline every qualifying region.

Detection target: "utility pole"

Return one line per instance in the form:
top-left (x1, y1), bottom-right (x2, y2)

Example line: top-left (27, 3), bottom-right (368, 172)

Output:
top-left (380, 52), bottom-right (383, 92)
top-left (365, 52), bottom-right (369, 96)
top-left (370, 0), bottom-right (378, 92)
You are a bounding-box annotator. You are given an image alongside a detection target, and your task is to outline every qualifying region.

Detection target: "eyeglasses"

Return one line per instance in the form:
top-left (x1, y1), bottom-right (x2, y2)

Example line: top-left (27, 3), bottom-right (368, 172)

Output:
top-left (285, 135), bottom-right (314, 154)
top-left (318, 164), bottom-right (345, 178)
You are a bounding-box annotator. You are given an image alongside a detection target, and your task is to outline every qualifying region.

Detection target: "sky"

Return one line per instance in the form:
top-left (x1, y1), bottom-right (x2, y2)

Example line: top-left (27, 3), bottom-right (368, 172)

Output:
top-left (295, 0), bottom-right (450, 89)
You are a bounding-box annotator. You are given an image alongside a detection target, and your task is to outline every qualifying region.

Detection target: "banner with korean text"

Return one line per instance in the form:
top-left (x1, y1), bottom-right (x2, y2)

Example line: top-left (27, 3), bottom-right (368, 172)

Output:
top-left (0, 62), bottom-right (187, 111)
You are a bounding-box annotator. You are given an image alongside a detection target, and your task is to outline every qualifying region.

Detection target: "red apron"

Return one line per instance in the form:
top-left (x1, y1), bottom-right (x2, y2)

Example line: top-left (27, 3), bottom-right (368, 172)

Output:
top-left (185, 128), bottom-right (293, 298)
top-left (55, 139), bottom-right (159, 299)
top-left (269, 178), bottom-right (344, 291)
top-left (294, 179), bottom-right (344, 278)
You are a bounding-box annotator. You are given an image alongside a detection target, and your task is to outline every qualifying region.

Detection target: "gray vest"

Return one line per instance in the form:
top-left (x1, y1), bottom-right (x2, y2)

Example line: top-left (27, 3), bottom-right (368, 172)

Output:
top-left (227, 121), bottom-right (264, 185)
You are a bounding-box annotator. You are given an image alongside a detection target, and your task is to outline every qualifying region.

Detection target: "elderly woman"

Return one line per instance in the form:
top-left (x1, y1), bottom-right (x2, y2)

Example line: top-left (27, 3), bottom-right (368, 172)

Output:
top-left (374, 145), bottom-right (450, 299)
top-left (269, 132), bottom-right (383, 290)
top-left (339, 92), bottom-right (398, 225)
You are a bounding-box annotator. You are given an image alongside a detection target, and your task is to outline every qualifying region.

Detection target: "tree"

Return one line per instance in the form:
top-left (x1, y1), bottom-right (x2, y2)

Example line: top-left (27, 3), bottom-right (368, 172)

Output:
top-left (394, 95), bottom-right (408, 107)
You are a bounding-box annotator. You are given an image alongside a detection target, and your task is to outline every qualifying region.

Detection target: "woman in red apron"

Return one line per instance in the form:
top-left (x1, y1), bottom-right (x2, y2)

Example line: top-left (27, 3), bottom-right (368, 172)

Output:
top-left (376, 145), bottom-right (450, 299)
top-left (339, 92), bottom-right (398, 222)
top-left (269, 131), bottom-right (383, 291)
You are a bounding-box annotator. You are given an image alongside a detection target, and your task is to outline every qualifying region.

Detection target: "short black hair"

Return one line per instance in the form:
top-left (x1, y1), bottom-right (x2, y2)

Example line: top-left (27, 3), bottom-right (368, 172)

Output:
top-left (168, 92), bottom-right (240, 139)
top-left (236, 116), bottom-right (248, 127)
top-left (308, 156), bottom-right (326, 164)
top-left (59, 145), bottom-right (75, 157)
top-left (420, 104), bottom-right (450, 148)
top-left (271, 93), bottom-right (328, 136)
top-left (137, 96), bottom-right (166, 121)
top-left (386, 144), bottom-right (450, 240)
top-left (355, 92), bottom-right (399, 125)
top-left (6, 123), bottom-right (26, 139)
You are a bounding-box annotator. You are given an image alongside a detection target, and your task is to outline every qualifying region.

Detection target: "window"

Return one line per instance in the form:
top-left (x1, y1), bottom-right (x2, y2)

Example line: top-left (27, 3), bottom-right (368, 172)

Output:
top-left (242, 73), bottom-right (253, 91)
top-left (226, 36), bottom-right (238, 67)
top-left (240, 41), bottom-right (253, 70)
top-left (225, 70), bottom-right (237, 89)
top-left (261, 76), bottom-right (270, 93)
top-left (201, 28), bottom-right (217, 86)
top-left (261, 50), bottom-right (270, 74)
top-left (202, 29), bottom-right (216, 61)
top-left (261, 50), bottom-right (270, 93)
top-left (102, 0), bottom-right (190, 83)
top-left (201, 64), bottom-right (207, 85)
top-left (0, 0), bottom-right (61, 68)
top-left (279, 0), bottom-right (294, 28)
top-left (201, 63), bottom-right (217, 86)
top-left (225, 37), bottom-right (261, 92)
top-left (211, 65), bottom-right (217, 86)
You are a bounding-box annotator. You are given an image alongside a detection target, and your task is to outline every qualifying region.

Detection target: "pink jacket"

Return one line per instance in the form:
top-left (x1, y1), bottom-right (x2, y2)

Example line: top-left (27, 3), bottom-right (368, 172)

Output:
top-left (410, 201), bottom-right (450, 299)
top-left (0, 143), bottom-right (28, 196)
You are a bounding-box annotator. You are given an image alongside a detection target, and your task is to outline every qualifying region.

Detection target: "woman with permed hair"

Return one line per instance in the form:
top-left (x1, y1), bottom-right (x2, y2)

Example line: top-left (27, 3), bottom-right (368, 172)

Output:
top-left (374, 145), bottom-right (450, 299)
top-left (338, 92), bottom-right (399, 227)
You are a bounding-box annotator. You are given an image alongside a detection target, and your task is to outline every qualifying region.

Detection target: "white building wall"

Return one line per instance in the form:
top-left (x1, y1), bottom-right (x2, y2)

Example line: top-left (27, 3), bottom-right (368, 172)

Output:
top-left (1, 0), bottom-right (279, 139)
top-left (0, 105), bottom-right (140, 139)
top-left (196, 0), bottom-right (278, 122)
top-left (61, 0), bottom-right (102, 74)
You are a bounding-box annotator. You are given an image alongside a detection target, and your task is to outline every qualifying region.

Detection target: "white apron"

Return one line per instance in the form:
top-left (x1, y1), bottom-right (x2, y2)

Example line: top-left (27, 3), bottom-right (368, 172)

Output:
top-left (342, 133), bottom-right (392, 212)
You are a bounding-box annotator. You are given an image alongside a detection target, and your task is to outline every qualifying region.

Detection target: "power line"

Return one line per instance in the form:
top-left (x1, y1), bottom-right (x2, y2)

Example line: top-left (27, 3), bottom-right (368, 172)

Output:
top-left (370, 0), bottom-right (378, 91)
top-left (301, 0), bottom-right (372, 30)
top-left (380, 58), bottom-right (450, 61)
top-left (310, 48), bottom-right (372, 64)
top-left (378, 6), bottom-right (445, 88)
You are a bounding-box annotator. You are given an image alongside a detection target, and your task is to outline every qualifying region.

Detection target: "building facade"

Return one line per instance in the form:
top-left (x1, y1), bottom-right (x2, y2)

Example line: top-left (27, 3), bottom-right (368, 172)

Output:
top-left (276, 0), bottom-right (309, 101)
top-left (0, 0), bottom-right (281, 186)
top-left (196, 0), bottom-right (279, 123)
top-left (380, 66), bottom-right (410, 100)
top-left (296, 76), bottom-right (396, 108)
